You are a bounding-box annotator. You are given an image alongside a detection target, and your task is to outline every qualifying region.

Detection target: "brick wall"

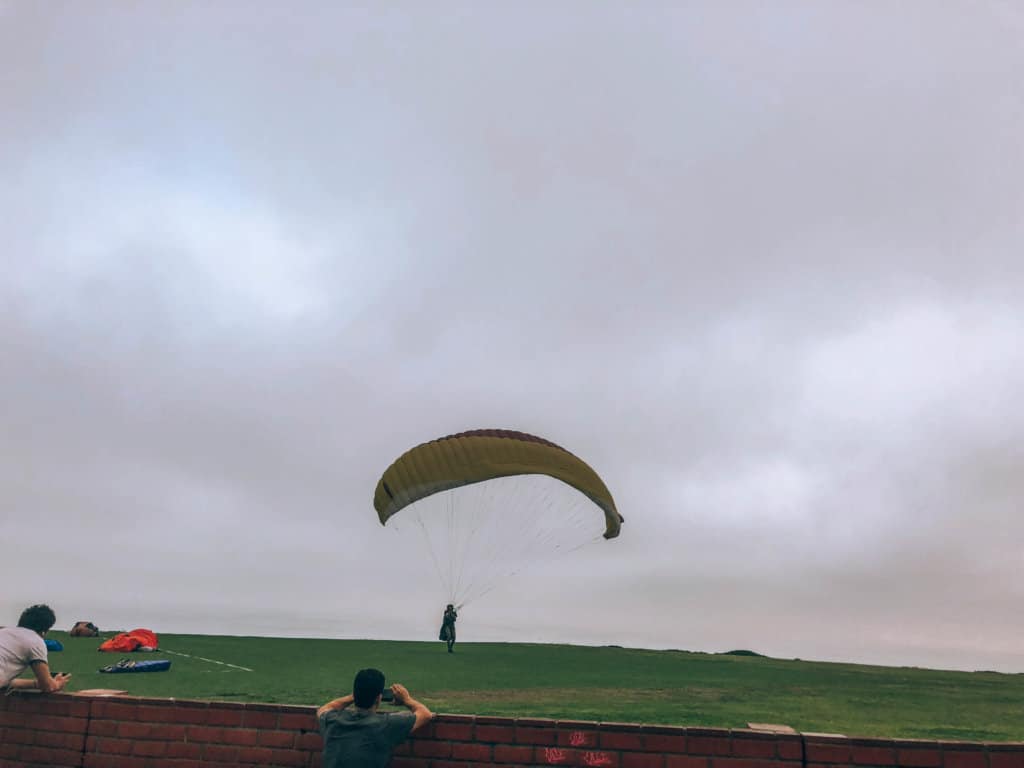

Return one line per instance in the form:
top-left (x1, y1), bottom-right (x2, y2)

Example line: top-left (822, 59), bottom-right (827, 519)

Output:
top-left (1, 691), bottom-right (1021, 768)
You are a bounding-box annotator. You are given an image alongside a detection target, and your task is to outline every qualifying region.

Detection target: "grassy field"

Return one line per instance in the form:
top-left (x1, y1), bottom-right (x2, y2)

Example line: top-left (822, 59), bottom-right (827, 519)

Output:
top-left (41, 632), bottom-right (1023, 742)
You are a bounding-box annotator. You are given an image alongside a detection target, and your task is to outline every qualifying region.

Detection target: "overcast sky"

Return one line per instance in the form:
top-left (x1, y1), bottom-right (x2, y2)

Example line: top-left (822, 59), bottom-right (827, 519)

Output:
top-left (2, 2), bottom-right (1023, 675)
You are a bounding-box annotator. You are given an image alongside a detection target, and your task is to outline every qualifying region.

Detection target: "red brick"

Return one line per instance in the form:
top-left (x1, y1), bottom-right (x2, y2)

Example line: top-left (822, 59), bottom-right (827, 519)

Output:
top-left (777, 740), bottom-right (803, 761)
top-left (84, 720), bottom-right (116, 741)
top-left (944, 752), bottom-right (986, 768)
top-left (133, 740), bottom-right (168, 757)
top-left (644, 734), bottom-right (687, 753)
top-left (478, 724), bottom-right (517, 742)
top-left (203, 743), bottom-right (241, 761)
top-left (712, 758), bottom-right (774, 768)
top-left (280, 711), bottom-right (317, 729)
top-left (413, 739), bottom-right (453, 758)
top-left (667, 757), bottom-right (711, 768)
top-left (453, 742), bottom-right (494, 761)
top-left (236, 746), bottom-right (276, 763)
top-left (96, 737), bottom-right (135, 755)
top-left (35, 714), bottom-right (89, 733)
top-left (898, 750), bottom-right (942, 768)
top-left (19, 745), bottom-right (82, 766)
top-left (602, 732), bottom-right (646, 750)
top-left (264, 747), bottom-right (310, 766)
top-left (136, 704), bottom-right (176, 722)
top-left (990, 755), bottom-right (1024, 768)
top-left (0, 710), bottom-right (27, 728)
top-left (852, 746), bottom-right (897, 765)
top-left (257, 729), bottom-right (296, 748)
top-left (221, 727), bottom-right (260, 745)
top-left (806, 742), bottom-right (852, 763)
top-left (36, 731), bottom-right (86, 750)
top-left (435, 721), bottom-right (475, 740)
top-left (93, 701), bottom-right (140, 720)
top-left (188, 725), bottom-right (226, 742)
top-left (118, 721), bottom-right (155, 739)
top-left (82, 757), bottom-right (139, 768)
top-left (689, 737), bottom-right (733, 756)
top-left (242, 709), bottom-right (279, 728)
top-left (170, 707), bottom-right (215, 724)
top-left (495, 744), bottom-right (535, 763)
top-left (625, 754), bottom-right (667, 768)
top-left (732, 738), bottom-right (777, 759)
top-left (6, 727), bottom-right (35, 744)
top-left (519, 726), bottom-right (559, 745)
top-left (147, 722), bottom-right (187, 740)
top-left (166, 741), bottom-right (203, 759)
top-left (205, 707), bottom-right (246, 727)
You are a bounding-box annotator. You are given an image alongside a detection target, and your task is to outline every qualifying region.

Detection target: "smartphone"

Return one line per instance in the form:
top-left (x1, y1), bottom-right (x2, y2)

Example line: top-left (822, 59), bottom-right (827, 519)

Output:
top-left (380, 689), bottom-right (395, 703)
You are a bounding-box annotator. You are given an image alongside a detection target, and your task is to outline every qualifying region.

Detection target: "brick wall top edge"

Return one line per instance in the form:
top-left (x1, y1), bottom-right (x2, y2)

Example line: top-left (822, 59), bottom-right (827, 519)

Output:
top-left (733, 729), bottom-right (798, 740)
top-left (847, 737), bottom-right (907, 748)
top-left (931, 741), bottom-right (988, 751)
top-left (640, 724), bottom-right (690, 736)
top-left (132, 696), bottom-right (206, 708)
top-left (434, 713), bottom-right (476, 723)
top-left (684, 727), bottom-right (735, 737)
top-left (473, 715), bottom-right (514, 725)
top-left (597, 721), bottom-right (646, 732)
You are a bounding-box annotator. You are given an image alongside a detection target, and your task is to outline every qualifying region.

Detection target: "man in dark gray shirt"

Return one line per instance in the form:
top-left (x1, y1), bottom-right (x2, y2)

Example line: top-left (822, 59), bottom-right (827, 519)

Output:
top-left (317, 668), bottom-right (433, 768)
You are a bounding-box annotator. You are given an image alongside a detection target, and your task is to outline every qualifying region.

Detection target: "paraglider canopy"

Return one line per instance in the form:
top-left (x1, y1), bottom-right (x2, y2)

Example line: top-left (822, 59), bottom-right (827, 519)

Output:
top-left (372, 430), bottom-right (618, 536)
top-left (373, 428), bottom-right (623, 538)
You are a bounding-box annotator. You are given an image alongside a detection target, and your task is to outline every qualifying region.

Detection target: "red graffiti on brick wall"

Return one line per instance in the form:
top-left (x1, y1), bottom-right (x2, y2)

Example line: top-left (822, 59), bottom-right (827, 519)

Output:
top-left (544, 747), bottom-right (570, 763)
top-left (569, 731), bottom-right (593, 747)
top-left (582, 751), bottom-right (615, 766)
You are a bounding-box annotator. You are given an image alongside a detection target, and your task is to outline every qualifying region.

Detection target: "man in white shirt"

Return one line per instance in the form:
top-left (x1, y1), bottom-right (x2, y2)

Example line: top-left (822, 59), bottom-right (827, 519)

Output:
top-left (0, 604), bottom-right (71, 693)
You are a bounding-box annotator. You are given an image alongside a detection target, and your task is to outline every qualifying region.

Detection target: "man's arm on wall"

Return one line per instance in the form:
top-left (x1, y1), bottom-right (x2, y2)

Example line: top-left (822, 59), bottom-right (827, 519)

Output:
top-left (11, 661), bottom-right (70, 693)
top-left (317, 693), bottom-right (354, 719)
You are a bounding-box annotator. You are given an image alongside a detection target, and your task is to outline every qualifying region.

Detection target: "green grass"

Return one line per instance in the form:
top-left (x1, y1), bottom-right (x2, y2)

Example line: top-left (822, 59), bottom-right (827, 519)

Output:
top-left (40, 632), bottom-right (1024, 742)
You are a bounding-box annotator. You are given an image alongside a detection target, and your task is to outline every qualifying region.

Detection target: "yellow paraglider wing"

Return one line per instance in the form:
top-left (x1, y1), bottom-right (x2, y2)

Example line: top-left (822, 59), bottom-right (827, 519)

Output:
top-left (373, 429), bottom-right (623, 539)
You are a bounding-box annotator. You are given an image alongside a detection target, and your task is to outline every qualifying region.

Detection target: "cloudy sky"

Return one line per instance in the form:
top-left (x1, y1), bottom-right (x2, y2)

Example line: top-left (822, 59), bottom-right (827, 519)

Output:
top-left (2, 2), bottom-right (1022, 674)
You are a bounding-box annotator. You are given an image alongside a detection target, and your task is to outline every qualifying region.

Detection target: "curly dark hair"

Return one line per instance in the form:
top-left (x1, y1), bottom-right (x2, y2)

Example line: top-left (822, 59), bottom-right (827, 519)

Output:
top-left (17, 604), bottom-right (56, 634)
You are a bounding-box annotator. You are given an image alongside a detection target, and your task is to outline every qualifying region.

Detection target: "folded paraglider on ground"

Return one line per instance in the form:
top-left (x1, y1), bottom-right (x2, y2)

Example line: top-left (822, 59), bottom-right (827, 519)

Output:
top-left (99, 658), bottom-right (171, 674)
top-left (98, 628), bottom-right (159, 653)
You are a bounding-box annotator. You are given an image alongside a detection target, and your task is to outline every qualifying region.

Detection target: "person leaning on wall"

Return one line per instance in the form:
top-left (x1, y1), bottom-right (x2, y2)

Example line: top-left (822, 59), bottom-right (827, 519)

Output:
top-left (0, 604), bottom-right (72, 693)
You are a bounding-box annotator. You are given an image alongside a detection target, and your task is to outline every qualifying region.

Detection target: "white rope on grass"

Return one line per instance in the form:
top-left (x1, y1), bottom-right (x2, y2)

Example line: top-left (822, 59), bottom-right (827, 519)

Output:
top-left (162, 649), bottom-right (254, 672)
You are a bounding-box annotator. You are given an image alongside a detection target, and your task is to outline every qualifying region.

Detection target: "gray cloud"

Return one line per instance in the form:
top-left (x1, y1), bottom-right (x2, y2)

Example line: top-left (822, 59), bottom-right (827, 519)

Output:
top-left (2, 1), bottom-right (1022, 673)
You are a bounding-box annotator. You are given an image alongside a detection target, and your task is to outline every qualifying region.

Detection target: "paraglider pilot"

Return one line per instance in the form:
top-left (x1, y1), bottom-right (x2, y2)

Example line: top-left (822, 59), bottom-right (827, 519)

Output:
top-left (439, 604), bottom-right (457, 653)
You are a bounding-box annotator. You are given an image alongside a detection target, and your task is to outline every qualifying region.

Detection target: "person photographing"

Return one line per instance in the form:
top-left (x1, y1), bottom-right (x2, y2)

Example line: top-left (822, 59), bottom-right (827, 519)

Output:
top-left (317, 668), bottom-right (433, 768)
